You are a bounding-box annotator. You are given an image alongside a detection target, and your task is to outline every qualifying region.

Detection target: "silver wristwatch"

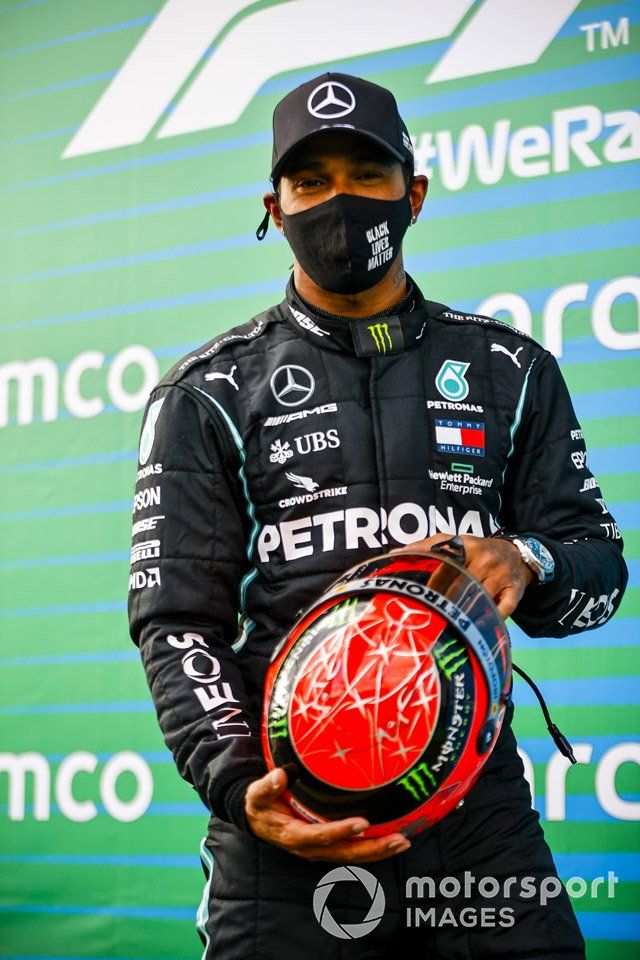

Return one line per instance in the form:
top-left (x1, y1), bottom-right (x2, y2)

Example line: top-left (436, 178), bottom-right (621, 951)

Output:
top-left (504, 535), bottom-right (555, 584)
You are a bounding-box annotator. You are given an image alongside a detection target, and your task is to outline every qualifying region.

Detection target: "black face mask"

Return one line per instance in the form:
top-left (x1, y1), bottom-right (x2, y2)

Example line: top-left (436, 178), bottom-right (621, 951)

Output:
top-left (279, 191), bottom-right (412, 295)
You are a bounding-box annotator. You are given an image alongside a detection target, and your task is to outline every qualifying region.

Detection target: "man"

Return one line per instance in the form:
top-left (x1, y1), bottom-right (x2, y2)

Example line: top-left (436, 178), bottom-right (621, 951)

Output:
top-left (128, 73), bottom-right (627, 958)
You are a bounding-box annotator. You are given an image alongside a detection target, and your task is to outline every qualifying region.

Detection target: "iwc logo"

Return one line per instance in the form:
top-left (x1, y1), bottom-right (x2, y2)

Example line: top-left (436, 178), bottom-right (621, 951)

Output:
top-left (313, 866), bottom-right (385, 939)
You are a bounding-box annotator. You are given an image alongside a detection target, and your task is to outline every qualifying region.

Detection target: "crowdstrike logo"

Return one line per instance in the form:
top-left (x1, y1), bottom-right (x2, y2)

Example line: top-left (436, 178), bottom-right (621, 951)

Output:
top-left (63, 0), bottom-right (580, 158)
top-left (285, 471), bottom-right (319, 492)
top-left (314, 866), bottom-right (386, 939)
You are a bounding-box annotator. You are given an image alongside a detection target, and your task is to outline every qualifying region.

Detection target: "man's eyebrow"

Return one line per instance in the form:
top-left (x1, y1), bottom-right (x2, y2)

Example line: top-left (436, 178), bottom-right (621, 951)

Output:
top-left (350, 154), bottom-right (395, 167)
top-left (284, 153), bottom-right (395, 176)
top-left (284, 159), bottom-right (325, 175)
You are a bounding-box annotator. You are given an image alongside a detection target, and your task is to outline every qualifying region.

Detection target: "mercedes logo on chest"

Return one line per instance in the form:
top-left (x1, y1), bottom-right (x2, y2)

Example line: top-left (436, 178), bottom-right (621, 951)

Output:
top-left (307, 81), bottom-right (356, 119)
top-left (270, 365), bottom-right (315, 406)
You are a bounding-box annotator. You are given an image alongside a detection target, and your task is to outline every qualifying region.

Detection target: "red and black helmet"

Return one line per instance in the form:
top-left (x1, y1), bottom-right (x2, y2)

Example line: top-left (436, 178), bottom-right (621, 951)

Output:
top-left (262, 540), bottom-right (512, 838)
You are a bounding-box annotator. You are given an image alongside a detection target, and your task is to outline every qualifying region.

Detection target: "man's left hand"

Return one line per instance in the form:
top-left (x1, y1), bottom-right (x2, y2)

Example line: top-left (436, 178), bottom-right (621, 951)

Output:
top-left (394, 535), bottom-right (534, 619)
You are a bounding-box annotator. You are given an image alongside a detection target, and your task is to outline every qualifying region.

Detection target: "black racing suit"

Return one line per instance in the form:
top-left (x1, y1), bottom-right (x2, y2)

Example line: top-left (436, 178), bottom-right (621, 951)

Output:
top-left (128, 277), bottom-right (627, 959)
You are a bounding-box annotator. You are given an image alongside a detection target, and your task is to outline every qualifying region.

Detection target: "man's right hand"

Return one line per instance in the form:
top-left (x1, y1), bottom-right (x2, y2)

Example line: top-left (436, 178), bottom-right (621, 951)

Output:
top-left (245, 768), bottom-right (411, 863)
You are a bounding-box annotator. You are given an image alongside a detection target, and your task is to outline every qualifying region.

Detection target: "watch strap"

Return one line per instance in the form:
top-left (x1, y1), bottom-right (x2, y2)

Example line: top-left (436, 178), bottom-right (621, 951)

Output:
top-left (498, 533), bottom-right (546, 583)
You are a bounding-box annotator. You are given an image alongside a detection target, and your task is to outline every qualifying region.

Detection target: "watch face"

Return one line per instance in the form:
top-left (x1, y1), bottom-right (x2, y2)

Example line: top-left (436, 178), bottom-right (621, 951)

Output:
top-left (522, 538), bottom-right (554, 573)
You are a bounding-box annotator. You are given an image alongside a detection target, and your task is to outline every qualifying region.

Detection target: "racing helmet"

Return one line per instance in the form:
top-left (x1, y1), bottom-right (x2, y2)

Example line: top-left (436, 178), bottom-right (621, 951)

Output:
top-left (262, 539), bottom-right (512, 838)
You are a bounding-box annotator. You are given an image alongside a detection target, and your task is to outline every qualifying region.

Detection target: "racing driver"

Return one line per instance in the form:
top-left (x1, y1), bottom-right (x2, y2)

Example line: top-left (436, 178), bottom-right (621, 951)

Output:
top-left (128, 73), bottom-right (628, 959)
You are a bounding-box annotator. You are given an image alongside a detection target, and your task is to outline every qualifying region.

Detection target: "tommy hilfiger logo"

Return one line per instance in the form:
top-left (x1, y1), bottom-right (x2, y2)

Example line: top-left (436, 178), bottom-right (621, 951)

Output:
top-left (435, 419), bottom-right (485, 458)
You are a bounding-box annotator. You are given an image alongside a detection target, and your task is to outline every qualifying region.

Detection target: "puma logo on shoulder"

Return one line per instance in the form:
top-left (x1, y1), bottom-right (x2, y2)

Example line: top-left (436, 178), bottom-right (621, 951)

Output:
top-left (491, 343), bottom-right (524, 368)
top-left (205, 365), bottom-right (239, 390)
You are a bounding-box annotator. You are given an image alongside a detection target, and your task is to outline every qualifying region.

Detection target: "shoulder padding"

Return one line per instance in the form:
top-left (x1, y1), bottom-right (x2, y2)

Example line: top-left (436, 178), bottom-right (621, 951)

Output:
top-left (433, 305), bottom-right (537, 344)
top-left (160, 309), bottom-right (273, 386)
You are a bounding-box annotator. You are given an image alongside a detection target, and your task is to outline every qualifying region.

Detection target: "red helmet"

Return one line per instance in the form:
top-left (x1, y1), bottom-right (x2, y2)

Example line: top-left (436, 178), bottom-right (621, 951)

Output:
top-left (262, 540), bottom-right (512, 838)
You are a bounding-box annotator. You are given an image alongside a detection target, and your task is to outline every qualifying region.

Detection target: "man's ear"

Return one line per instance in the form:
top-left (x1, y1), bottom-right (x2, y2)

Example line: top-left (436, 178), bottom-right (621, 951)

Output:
top-left (263, 192), bottom-right (284, 233)
top-left (409, 175), bottom-right (428, 225)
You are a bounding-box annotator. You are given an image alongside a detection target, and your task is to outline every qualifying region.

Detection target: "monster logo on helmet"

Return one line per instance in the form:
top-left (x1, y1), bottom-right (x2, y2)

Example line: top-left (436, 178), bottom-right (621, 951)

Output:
top-left (262, 539), bottom-right (512, 838)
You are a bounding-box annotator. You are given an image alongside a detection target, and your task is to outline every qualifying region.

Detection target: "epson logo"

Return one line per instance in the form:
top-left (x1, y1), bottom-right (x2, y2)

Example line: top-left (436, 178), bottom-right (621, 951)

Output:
top-left (133, 486), bottom-right (161, 513)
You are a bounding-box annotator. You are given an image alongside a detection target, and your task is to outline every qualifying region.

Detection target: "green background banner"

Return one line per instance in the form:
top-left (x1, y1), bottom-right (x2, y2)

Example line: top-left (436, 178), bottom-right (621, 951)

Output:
top-left (1, 0), bottom-right (638, 956)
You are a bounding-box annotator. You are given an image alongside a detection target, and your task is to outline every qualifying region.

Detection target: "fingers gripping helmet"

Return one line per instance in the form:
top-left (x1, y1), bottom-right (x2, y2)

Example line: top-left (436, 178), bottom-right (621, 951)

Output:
top-left (262, 539), bottom-right (512, 838)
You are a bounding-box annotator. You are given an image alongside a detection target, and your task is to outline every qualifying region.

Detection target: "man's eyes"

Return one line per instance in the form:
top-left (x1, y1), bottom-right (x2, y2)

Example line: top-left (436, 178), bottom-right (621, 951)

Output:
top-left (296, 170), bottom-right (385, 188)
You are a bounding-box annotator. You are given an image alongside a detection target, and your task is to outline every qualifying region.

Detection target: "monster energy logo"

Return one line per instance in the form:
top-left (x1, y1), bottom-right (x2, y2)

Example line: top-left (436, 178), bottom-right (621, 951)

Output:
top-left (434, 638), bottom-right (468, 680)
top-left (268, 712), bottom-right (288, 740)
top-left (398, 762), bottom-right (436, 802)
top-left (367, 322), bottom-right (393, 354)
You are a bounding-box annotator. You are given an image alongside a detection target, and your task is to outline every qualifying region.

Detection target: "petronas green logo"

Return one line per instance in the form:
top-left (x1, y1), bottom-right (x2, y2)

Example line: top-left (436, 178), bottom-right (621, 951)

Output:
top-left (367, 322), bottom-right (393, 354)
top-left (138, 397), bottom-right (165, 466)
top-left (435, 359), bottom-right (470, 401)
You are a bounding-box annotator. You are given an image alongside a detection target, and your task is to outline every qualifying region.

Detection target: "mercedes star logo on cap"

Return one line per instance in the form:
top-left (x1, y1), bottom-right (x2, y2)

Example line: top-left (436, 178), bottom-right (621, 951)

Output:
top-left (270, 365), bottom-right (315, 406)
top-left (307, 81), bottom-right (356, 119)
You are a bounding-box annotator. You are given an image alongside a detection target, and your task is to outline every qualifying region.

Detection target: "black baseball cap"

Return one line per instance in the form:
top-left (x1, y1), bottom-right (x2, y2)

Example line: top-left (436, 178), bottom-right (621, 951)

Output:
top-left (269, 71), bottom-right (414, 183)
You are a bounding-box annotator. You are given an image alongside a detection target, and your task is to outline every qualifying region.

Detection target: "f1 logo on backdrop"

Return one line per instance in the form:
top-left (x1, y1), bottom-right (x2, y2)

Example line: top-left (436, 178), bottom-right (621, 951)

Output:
top-left (63, 0), bottom-right (581, 159)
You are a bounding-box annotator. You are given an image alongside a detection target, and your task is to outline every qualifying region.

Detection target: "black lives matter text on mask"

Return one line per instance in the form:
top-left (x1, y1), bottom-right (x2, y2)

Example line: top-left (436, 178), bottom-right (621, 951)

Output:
top-left (281, 192), bottom-right (412, 294)
top-left (365, 220), bottom-right (394, 272)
